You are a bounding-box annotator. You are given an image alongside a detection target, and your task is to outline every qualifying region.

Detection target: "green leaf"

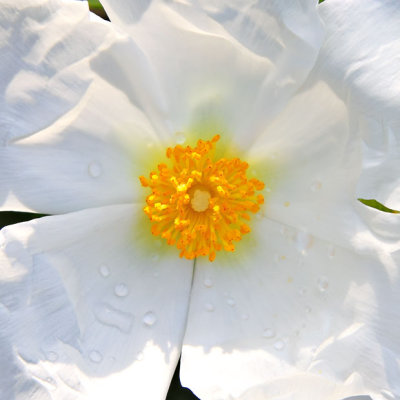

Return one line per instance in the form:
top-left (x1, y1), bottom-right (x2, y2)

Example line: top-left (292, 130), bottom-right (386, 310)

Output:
top-left (88, 0), bottom-right (108, 20)
top-left (88, 0), bottom-right (103, 10)
top-left (358, 198), bottom-right (400, 214)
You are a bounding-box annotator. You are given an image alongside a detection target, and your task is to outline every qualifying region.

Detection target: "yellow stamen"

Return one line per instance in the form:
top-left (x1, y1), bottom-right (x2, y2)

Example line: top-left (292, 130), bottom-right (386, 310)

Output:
top-left (139, 135), bottom-right (265, 262)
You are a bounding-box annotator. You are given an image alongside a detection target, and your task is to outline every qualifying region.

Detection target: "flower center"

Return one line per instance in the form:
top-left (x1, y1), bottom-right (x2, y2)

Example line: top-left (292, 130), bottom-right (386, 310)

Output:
top-left (139, 135), bottom-right (264, 262)
top-left (190, 188), bottom-right (211, 212)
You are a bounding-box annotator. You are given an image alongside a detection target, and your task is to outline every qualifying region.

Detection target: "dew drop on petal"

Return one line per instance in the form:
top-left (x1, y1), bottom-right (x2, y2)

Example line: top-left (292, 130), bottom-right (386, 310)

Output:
top-left (328, 244), bottom-right (336, 259)
top-left (89, 350), bottom-right (103, 363)
top-left (280, 226), bottom-right (293, 239)
top-left (298, 287), bottom-right (307, 296)
top-left (99, 264), bottom-right (110, 278)
top-left (294, 231), bottom-right (313, 255)
top-left (174, 131), bottom-right (186, 144)
top-left (88, 161), bottom-right (103, 178)
top-left (94, 303), bottom-right (134, 333)
top-left (305, 305), bottom-right (312, 313)
top-left (273, 339), bottom-right (285, 351)
top-left (310, 180), bottom-right (322, 192)
top-left (204, 303), bottom-right (215, 312)
top-left (151, 253), bottom-right (160, 262)
top-left (263, 328), bottom-right (275, 338)
top-left (203, 278), bottom-right (213, 288)
top-left (317, 276), bottom-right (329, 292)
top-left (45, 377), bottom-right (57, 390)
top-left (46, 351), bottom-right (58, 362)
top-left (241, 313), bottom-right (249, 320)
top-left (226, 297), bottom-right (236, 307)
top-left (114, 283), bottom-right (129, 297)
top-left (143, 311), bottom-right (157, 326)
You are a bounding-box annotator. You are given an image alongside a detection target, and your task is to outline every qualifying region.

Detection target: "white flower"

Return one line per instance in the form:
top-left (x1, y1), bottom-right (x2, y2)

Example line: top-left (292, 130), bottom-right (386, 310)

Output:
top-left (0, 0), bottom-right (399, 399)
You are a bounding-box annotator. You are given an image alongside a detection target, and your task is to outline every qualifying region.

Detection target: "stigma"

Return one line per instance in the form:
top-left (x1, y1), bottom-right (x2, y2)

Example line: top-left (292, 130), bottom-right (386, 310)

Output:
top-left (139, 135), bottom-right (265, 262)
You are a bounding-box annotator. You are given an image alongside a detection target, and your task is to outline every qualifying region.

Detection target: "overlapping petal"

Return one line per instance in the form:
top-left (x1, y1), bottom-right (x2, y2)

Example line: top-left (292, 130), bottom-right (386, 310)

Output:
top-left (0, 0), bottom-right (169, 214)
top-left (318, 0), bottom-right (400, 122)
top-left (0, 204), bottom-right (193, 399)
top-left (0, 0), bottom-right (109, 142)
top-left (0, 0), bottom-right (399, 399)
top-left (181, 218), bottom-right (400, 400)
top-left (317, 0), bottom-right (400, 211)
top-left (100, 0), bottom-right (324, 147)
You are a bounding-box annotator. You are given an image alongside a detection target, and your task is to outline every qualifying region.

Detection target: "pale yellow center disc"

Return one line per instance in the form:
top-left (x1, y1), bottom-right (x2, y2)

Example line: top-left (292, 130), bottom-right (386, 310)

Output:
top-left (191, 189), bottom-right (211, 212)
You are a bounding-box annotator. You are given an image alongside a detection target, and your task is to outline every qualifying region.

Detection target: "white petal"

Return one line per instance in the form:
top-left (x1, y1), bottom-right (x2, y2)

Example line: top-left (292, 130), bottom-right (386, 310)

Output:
top-left (0, 76), bottom-right (162, 214)
top-left (1, 0), bottom-right (106, 141)
top-left (100, 0), bottom-right (324, 147)
top-left (181, 218), bottom-right (400, 400)
top-left (318, 0), bottom-right (400, 123)
top-left (314, 0), bottom-right (400, 211)
top-left (246, 76), bottom-right (373, 253)
top-left (355, 115), bottom-right (400, 211)
top-left (0, 205), bottom-right (193, 399)
top-left (0, 0), bottom-right (169, 214)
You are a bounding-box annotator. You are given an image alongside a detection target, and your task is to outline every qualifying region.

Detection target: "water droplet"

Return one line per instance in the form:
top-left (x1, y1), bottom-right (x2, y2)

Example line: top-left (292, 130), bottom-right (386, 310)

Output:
top-left (45, 377), bottom-right (57, 390)
top-left (226, 297), bottom-right (236, 307)
top-left (328, 244), bottom-right (336, 259)
top-left (143, 311), bottom-right (157, 326)
top-left (89, 350), bottom-right (102, 363)
top-left (88, 161), bottom-right (103, 178)
top-left (310, 180), bottom-right (322, 192)
top-left (241, 313), bottom-right (249, 320)
top-left (280, 226), bottom-right (293, 239)
top-left (294, 231), bottom-right (313, 255)
top-left (298, 287), bottom-right (307, 296)
top-left (174, 131), bottom-right (186, 144)
top-left (99, 264), bottom-right (110, 277)
top-left (151, 253), bottom-right (160, 262)
top-left (94, 303), bottom-right (134, 333)
top-left (273, 339), bottom-right (285, 350)
top-left (262, 328), bottom-right (275, 338)
top-left (317, 276), bottom-right (329, 292)
top-left (136, 352), bottom-right (144, 361)
top-left (204, 302), bottom-right (214, 312)
top-left (305, 305), bottom-right (312, 313)
top-left (46, 351), bottom-right (58, 362)
top-left (203, 278), bottom-right (213, 288)
top-left (114, 283), bottom-right (129, 297)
